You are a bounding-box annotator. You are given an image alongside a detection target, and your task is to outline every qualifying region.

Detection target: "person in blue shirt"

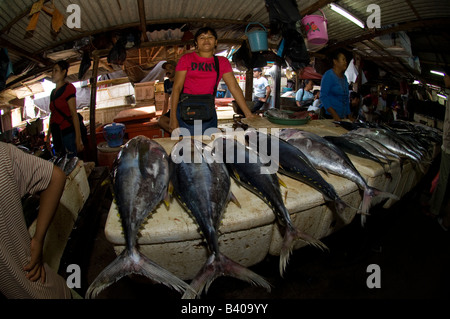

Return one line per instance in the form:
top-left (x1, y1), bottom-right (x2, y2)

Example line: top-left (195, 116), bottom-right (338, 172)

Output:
top-left (319, 50), bottom-right (350, 120)
top-left (295, 79), bottom-right (314, 107)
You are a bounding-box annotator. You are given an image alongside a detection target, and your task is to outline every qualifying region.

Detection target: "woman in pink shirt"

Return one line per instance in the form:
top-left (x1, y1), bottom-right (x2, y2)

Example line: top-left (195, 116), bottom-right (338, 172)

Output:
top-left (169, 27), bottom-right (254, 135)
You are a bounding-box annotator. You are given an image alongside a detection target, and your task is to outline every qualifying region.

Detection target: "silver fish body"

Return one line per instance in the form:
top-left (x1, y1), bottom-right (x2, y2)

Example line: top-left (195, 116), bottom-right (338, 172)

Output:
top-left (86, 136), bottom-right (191, 298)
top-left (245, 130), bottom-right (348, 214)
top-left (279, 129), bottom-right (397, 215)
top-left (214, 136), bottom-right (327, 276)
top-left (349, 128), bottom-right (421, 163)
top-left (170, 138), bottom-right (271, 298)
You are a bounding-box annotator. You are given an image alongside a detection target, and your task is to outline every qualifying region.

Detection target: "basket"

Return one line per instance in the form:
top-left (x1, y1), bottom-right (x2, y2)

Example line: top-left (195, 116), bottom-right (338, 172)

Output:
top-left (264, 110), bottom-right (310, 125)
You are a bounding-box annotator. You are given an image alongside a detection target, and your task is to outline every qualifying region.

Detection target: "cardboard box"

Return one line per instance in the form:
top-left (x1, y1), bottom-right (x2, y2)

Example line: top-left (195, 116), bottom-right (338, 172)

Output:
top-left (134, 81), bottom-right (155, 101)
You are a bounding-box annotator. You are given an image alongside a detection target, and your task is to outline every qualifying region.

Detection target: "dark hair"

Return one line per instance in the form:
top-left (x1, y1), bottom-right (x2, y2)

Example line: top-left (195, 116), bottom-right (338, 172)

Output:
top-left (350, 91), bottom-right (360, 100)
top-left (302, 79), bottom-right (313, 87)
top-left (363, 96), bottom-right (372, 106)
top-left (194, 27), bottom-right (218, 47)
top-left (55, 60), bottom-right (70, 78)
top-left (329, 49), bottom-right (347, 64)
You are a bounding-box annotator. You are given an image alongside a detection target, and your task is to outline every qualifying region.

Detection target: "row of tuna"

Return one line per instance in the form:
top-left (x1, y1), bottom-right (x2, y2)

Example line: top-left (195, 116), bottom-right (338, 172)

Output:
top-left (85, 120), bottom-right (441, 299)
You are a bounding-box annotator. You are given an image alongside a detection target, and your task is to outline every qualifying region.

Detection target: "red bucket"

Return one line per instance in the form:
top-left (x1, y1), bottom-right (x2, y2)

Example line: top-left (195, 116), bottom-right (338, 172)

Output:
top-left (301, 9), bottom-right (328, 45)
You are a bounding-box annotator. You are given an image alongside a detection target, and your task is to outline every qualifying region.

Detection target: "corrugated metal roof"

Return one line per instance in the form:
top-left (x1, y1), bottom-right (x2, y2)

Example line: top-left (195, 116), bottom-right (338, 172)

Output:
top-left (1, 0), bottom-right (450, 102)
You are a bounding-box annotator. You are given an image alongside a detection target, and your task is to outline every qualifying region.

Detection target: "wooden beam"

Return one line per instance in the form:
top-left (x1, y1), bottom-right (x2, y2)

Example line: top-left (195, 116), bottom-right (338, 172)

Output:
top-left (300, 0), bottom-right (334, 16)
top-left (0, 38), bottom-right (49, 66)
top-left (137, 0), bottom-right (149, 42)
top-left (327, 18), bottom-right (450, 50)
top-left (35, 18), bottom-right (268, 56)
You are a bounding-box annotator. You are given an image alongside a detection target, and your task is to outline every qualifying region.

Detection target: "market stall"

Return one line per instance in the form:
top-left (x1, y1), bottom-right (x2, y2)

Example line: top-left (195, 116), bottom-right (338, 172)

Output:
top-left (103, 118), bottom-right (438, 280)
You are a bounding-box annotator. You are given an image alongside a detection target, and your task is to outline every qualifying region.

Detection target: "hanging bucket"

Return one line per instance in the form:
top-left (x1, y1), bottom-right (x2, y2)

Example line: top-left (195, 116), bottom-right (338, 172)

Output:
top-left (245, 22), bottom-right (268, 52)
top-left (301, 9), bottom-right (328, 45)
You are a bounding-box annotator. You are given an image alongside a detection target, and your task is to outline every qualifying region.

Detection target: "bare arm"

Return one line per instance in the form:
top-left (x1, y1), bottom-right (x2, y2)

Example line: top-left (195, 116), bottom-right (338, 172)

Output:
top-left (68, 97), bottom-right (84, 152)
top-left (24, 165), bottom-right (66, 283)
top-left (327, 107), bottom-right (341, 121)
top-left (260, 85), bottom-right (271, 102)
top-left (163, 93), bottom-right (170, 114)
top-left (222, 72), bottom-right (255, 118)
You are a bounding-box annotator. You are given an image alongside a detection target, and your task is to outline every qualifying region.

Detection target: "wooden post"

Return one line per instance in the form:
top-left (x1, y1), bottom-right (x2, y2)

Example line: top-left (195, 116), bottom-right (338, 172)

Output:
top-left (137, 0), bottom-right (149, 42)
top-left (89, 55), bottom-right (100, 164)
top-left (245, 69), bottom-right (253, 101)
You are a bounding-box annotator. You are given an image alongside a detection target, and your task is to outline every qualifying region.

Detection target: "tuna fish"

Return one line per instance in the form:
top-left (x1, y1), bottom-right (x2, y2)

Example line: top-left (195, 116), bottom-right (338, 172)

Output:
top-left (85, 136), bottom-right (191, 299)
top-left (244, 130), bottom-right (349, 215)
top-left (169, 138), bottom-right (271, 299)
top-left (323, 135), bottom-right (392, 179)
top-left (63, 156), bottom-right (79, 175)
top-left (349, 128), bottom-right (422, 163)
top-left (278, 129), bottom-right (398, 217)
top-left (213, 135), bottom-right (327, 276)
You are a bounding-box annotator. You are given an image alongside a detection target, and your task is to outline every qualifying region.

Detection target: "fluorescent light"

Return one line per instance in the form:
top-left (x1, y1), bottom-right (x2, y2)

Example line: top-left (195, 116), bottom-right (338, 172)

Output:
top-left (437, 93), bottom-right (447, 100)
top-left (426, 83), bottom-right (441, 90)
top-left (330, 3), bottom-right (365, 28)
top-left (430, 70), bottom-right (445, 76)
top-left (412, 80), bottom-right (420, 85)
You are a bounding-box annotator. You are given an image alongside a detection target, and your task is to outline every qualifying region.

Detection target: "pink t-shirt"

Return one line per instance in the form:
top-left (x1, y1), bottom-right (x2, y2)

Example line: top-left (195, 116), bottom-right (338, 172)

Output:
top-left (176, 52), bottom-right (232, 95)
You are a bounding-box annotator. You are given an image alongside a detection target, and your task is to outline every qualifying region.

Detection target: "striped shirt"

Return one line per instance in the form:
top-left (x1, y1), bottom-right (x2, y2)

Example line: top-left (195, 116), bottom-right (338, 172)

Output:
top-left (0, 142), bottom-right (71, 299)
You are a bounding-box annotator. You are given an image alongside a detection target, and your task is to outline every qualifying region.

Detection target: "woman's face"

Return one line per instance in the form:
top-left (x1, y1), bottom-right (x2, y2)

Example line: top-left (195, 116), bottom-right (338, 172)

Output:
top-left (306, 81), bottom-right (314, 91)
top-left (196, 31), bottom-right (217, 52)
top-left (52, 65), bottom-right (66, 83)
top-left (333, 53), bottom-right (348, 72)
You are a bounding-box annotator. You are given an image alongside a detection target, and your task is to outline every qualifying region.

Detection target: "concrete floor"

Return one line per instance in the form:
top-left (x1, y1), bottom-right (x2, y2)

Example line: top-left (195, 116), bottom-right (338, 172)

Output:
top-left (84, 164), bottom-right (450, 302)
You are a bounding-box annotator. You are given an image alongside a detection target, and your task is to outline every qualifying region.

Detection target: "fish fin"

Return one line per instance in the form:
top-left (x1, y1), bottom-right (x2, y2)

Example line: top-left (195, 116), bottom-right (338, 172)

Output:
top-left (163, 191), bottom-right (170, 208)
top-left (360, 187), bottom-right (399, 215)
top-left (284, 189), bottom-right (288, 203)
top-left (86, 248), bottom-right (192, 299)
top-left (279, 225), bottom-right (328, 277)
top-left (278, 176), bottom-right (287, 188)
top-left (168, 182), bottom-right (174, 196)
top-left (229, 192), bottom-right (241, 208)
top-left (230, 167), bottom-right (241, 182)
top-left (182, 253), bottom-right (271, 299)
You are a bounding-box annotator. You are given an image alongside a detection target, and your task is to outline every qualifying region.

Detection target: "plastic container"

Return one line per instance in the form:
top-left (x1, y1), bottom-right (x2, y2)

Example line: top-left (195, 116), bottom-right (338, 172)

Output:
top-left (97, 141), bottom-right (122, 169)
top-left (301, 9), bottom-right (328, 45)
top-left (103, 122), bottom-right (125, 147)
top-left (245, 22), bottom-right (268, 52)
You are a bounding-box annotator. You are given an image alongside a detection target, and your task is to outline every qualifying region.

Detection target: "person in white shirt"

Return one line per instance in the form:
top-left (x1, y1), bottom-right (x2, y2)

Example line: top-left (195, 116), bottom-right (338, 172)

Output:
top-left (307, 90), bottom-right (321, 114)
top-left (251, 68), bottom-right (271, 113)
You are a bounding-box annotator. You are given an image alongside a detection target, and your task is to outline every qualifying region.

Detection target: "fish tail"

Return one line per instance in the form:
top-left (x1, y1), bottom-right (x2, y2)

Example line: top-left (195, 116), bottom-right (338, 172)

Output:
top-left (85, 248), bottom-right (191, 299)
top-left (182, 253), bottom-right (271, 299)
top-left (279, 225), bottom-right (328, 277)
top-left (361, 187), bottom-right (399, 215)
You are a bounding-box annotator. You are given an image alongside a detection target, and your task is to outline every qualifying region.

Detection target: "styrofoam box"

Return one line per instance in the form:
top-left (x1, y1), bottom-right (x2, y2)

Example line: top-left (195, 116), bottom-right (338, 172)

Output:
top-left (28, 161), bottom-right (90, 270)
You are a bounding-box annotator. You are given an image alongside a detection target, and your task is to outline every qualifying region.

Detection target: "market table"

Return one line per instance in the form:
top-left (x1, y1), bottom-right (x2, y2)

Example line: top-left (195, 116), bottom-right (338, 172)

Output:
top-left (104, 118), bottom-right (437, 280)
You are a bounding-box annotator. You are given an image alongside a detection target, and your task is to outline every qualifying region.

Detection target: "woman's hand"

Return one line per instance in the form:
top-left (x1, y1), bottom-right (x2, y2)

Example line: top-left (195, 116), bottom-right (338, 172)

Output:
top-left (24, 237), bottom-right (46, 283)
top-left (169, 117), bottom-right (179, 133)
top-left (76, 139), bottom-right (84, 153)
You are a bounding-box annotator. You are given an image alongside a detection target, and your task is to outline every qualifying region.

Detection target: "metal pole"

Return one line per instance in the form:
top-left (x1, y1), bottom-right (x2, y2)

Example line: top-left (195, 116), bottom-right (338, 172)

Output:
top-left (89, 56), bottom-right (99, 164)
